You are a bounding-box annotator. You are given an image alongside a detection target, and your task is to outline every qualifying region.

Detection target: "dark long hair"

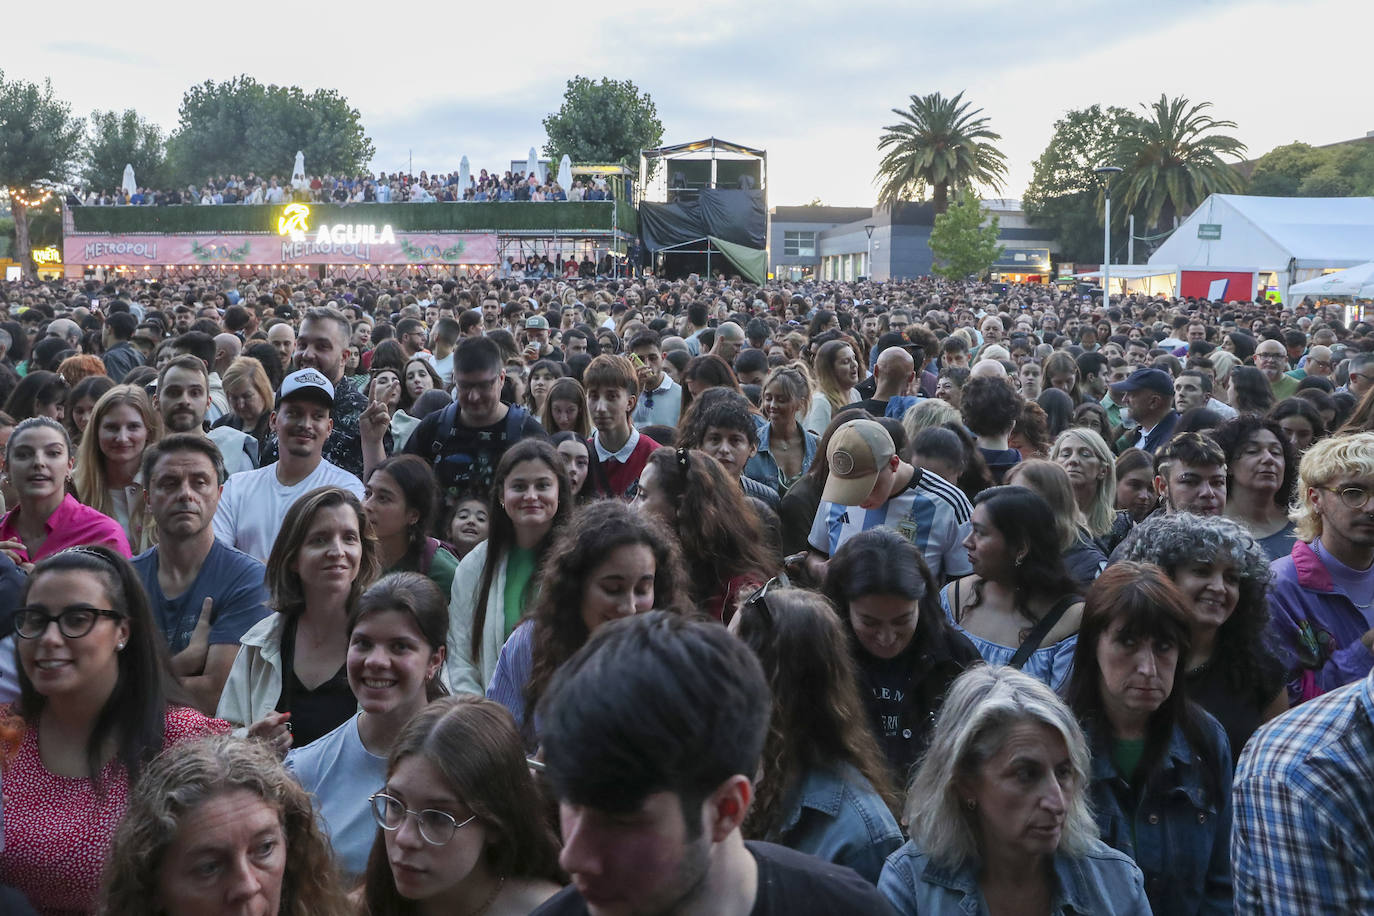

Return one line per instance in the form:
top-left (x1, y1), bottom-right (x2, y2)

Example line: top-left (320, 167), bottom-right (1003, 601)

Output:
top-left (367, 455), bottom-right (441, 569)
top-left (524, 501), bottom-right (688, 723)
top-left (639, 448), bottom-right (775, 614)
top-left (960, 486), bottom-right (1081, 626)
top-left (470, 439), bottom-right (572, 663)
top-left (348, 572), bottom-right (450, 702)
top-left (1065, 562), bottom-right (1224, 800)
top-left (736, 587), bottom-right (898, 838)
top-left (4, 370), bottom-right (68, 422)
top-left (824, 526), bottom-right (956, 659)
top-left (1211, 414), bottom-right (1298, 511)
top-left (361, 697), bottom-right (563, 915)
top-left (17, 546), bottom-right (190, 788)
top-left (1229, 366), bottom-right (1274, 414)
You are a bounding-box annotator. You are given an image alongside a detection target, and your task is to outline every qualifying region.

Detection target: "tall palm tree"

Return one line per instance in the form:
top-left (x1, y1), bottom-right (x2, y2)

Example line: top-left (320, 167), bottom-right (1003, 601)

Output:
top-left (875, 91), bottom-right (1007, 214)
top-left (1112, 94), bottom-right (1247, 231)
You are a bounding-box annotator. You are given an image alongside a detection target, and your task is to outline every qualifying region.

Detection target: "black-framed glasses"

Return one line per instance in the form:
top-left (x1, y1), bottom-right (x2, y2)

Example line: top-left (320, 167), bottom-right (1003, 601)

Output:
top-left (743, 576), bottom-right (780, 627)
top-left (1321, 486), bottom-right (1374, 510)
top-left (369, 793), bottom-right (476, 846)
top-left (454, 375), bottom-right (501, 395)
top-left (16, 606), bottom-right (125, 640)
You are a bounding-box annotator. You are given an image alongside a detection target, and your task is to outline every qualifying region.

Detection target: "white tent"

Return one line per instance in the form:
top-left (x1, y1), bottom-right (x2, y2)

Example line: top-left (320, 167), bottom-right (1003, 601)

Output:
top-left (1288, 261), bottom-right (1374, 300)
top-left (1148, 194), bottom-right (1374, 303)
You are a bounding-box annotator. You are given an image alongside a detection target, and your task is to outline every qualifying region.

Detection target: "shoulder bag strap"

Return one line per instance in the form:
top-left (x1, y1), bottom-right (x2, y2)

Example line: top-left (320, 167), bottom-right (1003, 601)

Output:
top-left (1008, 594), bottom-right (1081, 670)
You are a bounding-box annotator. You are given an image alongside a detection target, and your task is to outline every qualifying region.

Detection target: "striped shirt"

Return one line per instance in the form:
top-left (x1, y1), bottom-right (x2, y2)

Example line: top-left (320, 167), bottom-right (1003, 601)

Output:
top-left (808, 467), bottom-right (972, 581)
top-left (1232, 666), bottom-right (1374, 912)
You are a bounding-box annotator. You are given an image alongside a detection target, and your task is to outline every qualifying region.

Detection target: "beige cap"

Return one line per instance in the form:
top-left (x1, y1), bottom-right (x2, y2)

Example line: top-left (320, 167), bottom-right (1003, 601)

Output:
top-left (822, 419), bottom-right (896, 506)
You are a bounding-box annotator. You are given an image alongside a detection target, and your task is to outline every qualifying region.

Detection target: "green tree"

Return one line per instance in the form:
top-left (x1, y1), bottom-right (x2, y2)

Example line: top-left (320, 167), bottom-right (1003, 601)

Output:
top-left (1023, 105), bottom-right (1141, 262)
top-left (875, 91), bottom-right (1007, 214)
top-left (1113, 94), bottom-right (1246, 231)
top-left (1246, 142), bottom-right (1322, 196)
top-left (83, 108), bottom-right (166, 192)
top-left (542, 76), bottom-right (664, 179)
top-left (0, 71), bottom-right (84, 279)
top-left (1245, 141), bottom-right (1374, 197)
top-left (928, 188), bottom-right (1003, 280)
top-left (163, 76), bottom-right (375, 185)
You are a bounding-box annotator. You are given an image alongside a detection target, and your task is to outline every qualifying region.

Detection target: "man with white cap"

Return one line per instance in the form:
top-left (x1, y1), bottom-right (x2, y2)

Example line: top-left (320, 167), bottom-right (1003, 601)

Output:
top-left (800, 418), bottom-right (972, 584)
top-left (212, 368), bottom-right (365, 563)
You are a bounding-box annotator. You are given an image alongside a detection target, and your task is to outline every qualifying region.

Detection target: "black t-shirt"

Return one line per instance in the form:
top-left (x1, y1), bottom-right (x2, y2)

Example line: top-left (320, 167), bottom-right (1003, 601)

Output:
top-left (532, 840), bottom-right (895, 915)
top-left (275, 616), bottom-right (356, 747)
top-left (853, 397), bottom-right (890, 418)
top-left (404, 404), bottom-right (548, 501)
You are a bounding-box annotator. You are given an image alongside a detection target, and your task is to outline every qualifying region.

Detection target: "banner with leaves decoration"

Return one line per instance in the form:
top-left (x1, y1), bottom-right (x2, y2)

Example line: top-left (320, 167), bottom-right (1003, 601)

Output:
top-left (67, 232), bottom-right (500, 266)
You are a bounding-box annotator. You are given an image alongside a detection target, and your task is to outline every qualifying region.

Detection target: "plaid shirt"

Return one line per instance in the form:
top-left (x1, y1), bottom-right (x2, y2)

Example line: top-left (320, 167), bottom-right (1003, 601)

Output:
top-left (1232, 667), bottom-right (1374, 912)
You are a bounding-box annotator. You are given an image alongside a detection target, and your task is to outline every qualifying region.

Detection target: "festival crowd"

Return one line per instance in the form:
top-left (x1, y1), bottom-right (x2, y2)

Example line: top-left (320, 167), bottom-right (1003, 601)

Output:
top-left (0, 266), bottom-right (1371, 915)
top-left (75, 167), bottom-right (616, 208)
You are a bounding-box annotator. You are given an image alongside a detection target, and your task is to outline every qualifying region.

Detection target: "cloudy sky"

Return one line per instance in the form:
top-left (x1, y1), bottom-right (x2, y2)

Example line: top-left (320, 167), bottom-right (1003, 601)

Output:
top-left (13, 0), bottom-right (1371, 208)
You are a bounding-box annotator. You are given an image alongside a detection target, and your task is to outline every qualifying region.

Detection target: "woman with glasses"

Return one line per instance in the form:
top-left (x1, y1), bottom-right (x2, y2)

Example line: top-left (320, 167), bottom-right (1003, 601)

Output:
top-left (361, 695), bottom-right (563, 914)
top-left (487, 499), bottom-right (688, 744)
top-left (102, 735), bottom-right (352, 916)
top-left (733, 584), bottom-right (902, 884)
top-left (1213, 415), bottom-right (1298, 561)
top-left (0, 545), bottom-right (228, 915)
top-left (285, 573), bottom-right (448, 878)
top-left (217, 487), bottom-right (382, 751)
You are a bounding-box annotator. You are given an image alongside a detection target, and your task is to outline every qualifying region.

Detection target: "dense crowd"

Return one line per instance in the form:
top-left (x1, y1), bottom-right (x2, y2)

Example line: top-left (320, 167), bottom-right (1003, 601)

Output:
top-left (0, 267), bottom-right (1371, 915)
top-left (75, 167), bottom-right (616, 208)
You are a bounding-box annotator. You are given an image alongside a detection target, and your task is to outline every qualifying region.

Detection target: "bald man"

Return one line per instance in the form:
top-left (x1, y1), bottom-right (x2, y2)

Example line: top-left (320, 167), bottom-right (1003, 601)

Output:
top-left (45, 318), bottom-right (83, 352)
top-left (855, 346), bottom-right (917, 418)
top-left (213, 333), bottom-right (242, 378)
top-left (969, 357), bottom-right (1008, 380)
top-left (1292, 344), bottom-right (1333, 381)
top-left (710, 321), bottom-right (745, 364)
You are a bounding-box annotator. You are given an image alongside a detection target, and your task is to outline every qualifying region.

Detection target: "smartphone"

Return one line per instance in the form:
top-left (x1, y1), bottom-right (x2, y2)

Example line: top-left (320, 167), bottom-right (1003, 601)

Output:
top-left (628, 352), bottom-right (646, 370)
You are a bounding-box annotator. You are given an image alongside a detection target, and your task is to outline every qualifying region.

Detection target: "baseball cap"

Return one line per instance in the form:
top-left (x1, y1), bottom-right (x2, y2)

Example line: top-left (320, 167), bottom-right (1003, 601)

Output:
top-left (525, 315), bottom-right (550, 330)
top-left (1109, 367), bottom-right (1173, 398)
top-left (822, 419), bottom-right (896, 506)
top-left (277, 368), bottom-right (335, 408)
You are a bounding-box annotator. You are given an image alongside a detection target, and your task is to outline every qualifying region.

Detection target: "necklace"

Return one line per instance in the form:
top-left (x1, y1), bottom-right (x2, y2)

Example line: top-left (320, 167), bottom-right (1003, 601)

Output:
top-left (465, 875), bottom-right (506, 916)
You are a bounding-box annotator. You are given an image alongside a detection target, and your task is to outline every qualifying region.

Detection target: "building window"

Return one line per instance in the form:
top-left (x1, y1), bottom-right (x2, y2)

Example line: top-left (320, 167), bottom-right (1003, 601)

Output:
top-left (783, 231), bottom-right (816, 257)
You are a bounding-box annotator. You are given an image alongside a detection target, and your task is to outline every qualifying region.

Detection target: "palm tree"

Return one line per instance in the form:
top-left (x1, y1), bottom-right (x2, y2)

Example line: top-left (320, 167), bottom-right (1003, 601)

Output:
top-left (875, 91), bottom-right (1007, 214)
top-left (1112, 95), bottom-right (1247, 231)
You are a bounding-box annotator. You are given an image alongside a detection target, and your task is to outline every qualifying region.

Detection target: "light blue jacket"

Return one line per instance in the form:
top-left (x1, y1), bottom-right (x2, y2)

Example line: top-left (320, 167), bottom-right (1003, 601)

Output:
top-left (745, 419), bottom-right (819, 496)
top-left (879, 839), bottom-right (1151, 915)
top-left (770, 764), bottom-right (903, 885)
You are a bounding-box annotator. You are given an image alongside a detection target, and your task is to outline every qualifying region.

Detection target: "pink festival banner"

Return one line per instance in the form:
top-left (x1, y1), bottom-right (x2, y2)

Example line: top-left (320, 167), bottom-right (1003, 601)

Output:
top-left (65, 232), bottom-right (501, 267)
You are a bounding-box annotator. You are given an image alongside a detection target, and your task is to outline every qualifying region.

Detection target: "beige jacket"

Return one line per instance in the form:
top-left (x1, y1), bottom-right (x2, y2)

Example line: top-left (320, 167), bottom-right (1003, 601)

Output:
top-left (216, 612), bottom-right (285, 736)
top-left (447, 541), bottom-right (509, 695)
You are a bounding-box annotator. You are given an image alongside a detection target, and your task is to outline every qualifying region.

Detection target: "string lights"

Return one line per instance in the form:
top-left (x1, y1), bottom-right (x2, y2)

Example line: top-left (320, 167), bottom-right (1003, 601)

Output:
top-left (8, 188), bottom-right (54, 209)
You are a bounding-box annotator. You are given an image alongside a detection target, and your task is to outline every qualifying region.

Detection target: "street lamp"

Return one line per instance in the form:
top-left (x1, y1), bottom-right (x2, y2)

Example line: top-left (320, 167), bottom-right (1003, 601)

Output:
top-left (1094, 165), bottom-right (1123, 305)
top-left (864, 224), bottom-right (876, 281)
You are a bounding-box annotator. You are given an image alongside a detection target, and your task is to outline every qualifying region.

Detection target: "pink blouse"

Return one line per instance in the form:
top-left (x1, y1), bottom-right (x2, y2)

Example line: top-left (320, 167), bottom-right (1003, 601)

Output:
top-left (0, 704), bottom-right (228, 915)
top-left (0, 494), bottom-right (132, 563)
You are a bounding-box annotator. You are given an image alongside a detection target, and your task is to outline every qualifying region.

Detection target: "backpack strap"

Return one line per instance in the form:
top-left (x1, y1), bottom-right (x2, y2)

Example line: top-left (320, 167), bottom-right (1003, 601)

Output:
top-left (1009, 594), bottom-right (1081, 670)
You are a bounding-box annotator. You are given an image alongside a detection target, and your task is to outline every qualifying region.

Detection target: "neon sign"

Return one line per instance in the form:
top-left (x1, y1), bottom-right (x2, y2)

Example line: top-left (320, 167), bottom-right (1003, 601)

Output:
top-left (277, 203), bottom-right (396, 246)
top-left (31, 246), bottom-right (61, 265)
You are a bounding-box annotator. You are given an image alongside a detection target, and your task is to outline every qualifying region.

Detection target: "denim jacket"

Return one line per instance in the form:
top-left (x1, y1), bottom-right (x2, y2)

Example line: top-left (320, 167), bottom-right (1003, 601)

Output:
top-left (878, 839), bottom-right (1151, 915)
top-left (1087, 713), bottom-right (1233, 916)
top-left (745, 420), bottom-right (819, 496)
top-left (769, 764), bottom-right (902, 885)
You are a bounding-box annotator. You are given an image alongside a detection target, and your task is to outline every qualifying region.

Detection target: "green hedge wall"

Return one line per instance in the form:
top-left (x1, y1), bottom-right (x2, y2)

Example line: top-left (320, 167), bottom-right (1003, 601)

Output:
top-left (70, 200), bottom-right (638, 235)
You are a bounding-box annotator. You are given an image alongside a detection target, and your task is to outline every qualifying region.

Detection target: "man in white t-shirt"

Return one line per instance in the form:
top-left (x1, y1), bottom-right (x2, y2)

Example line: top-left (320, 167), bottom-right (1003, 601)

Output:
top-left (213, 369), bottom-right (364, 562)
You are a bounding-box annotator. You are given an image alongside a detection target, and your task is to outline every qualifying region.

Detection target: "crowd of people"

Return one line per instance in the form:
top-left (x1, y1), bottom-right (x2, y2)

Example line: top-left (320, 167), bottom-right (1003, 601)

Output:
top-left (0, 265), bottom-right (1372, 914)
top-left (74, 167), bottom-right (617, 208)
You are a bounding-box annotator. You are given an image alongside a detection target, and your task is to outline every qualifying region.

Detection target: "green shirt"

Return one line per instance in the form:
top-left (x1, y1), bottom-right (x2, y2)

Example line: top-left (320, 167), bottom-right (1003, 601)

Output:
top-left (503, 546), bottom-right (538, 637)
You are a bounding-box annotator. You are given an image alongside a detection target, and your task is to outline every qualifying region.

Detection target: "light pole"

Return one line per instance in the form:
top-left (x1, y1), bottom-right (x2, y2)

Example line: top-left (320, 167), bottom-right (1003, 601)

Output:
top-left (1094, 165), bottom-right (1123, 305)
top-left (864, 224), bottom-right (876, 281)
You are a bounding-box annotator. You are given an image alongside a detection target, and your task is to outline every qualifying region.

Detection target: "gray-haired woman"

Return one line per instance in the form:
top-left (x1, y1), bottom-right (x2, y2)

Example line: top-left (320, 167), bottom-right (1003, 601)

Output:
top-left (1120, 512), bottom-right (1288, 759)
top-left (878, 666), bottom-right (1150, 915)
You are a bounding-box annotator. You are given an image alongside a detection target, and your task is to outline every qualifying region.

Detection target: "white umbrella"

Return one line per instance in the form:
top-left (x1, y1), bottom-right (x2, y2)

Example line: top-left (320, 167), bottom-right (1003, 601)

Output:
top-left (121, 164), bottom-right (137, 197)
top-left (1288, 262), bottom-right (1374, 300)
top-left (527, 147), bottom-right (540, 182)
top-left (292, 150), bottom-right (306, 188)
top-left (558, 154), bottom-right (573, 192)
top-left (458, 155), bottom-right (470, 190)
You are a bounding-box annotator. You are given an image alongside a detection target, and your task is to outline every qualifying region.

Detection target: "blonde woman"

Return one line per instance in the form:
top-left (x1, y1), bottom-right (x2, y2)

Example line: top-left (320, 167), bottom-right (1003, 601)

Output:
top-left (804, 339), bottom-right (861, 435)
top-left (74, 384), bottom-right (163, 553)
top-left (1050, 427), bottom-right (1118, 541)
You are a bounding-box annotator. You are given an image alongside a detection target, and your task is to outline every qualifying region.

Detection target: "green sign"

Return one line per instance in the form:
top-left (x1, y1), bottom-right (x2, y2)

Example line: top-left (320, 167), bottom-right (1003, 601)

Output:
top-left (1197, 223), bottom-right (1222, 240)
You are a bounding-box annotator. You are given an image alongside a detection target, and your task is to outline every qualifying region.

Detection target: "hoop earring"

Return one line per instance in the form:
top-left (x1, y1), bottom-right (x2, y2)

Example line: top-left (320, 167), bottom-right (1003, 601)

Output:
top-left (966, 798), bottom-right (977, 811)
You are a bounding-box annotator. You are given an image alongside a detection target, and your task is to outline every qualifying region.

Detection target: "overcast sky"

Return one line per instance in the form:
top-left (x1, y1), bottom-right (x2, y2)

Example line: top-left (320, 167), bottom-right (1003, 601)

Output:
top-left (13, 0), bottom-right (1371, 208)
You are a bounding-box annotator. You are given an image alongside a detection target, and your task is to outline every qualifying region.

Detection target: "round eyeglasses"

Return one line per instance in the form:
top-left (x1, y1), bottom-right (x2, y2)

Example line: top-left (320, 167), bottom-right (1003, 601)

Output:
top-left (15, 607), bottom-right (124, 640)
top-left (1320, 486), bottom-right (1374, 511)
top-left (369, 792), bottom-right (476, 846)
